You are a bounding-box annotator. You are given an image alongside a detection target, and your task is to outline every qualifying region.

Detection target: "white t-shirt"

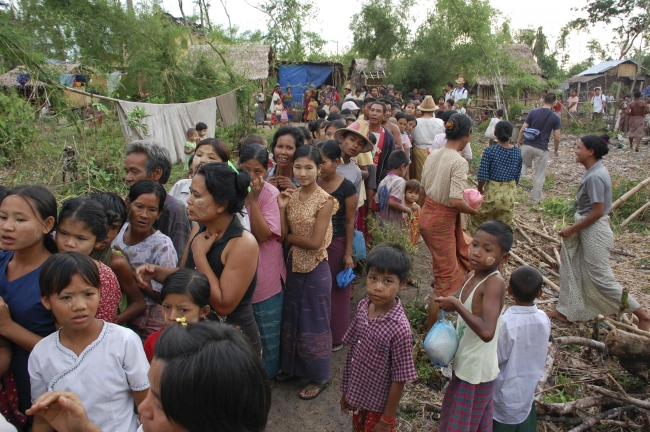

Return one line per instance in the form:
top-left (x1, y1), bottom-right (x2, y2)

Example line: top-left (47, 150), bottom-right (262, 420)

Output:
top-left (592, 94), bottom-right (606, 113)
top-left (29, 323), bottom-right (150, 432)
top-left (452, 87), bottom-right (468, 101)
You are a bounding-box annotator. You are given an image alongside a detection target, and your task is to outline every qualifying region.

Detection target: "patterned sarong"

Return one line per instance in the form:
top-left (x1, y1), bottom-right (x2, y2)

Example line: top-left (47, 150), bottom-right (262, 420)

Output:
top-left (629, 116), bottom-right (644, 139)
top-left (557, 214), bottom-right (640, 322)
top-left (353, 409), bottom-right (396, 432)
top-left (412, 146), bottom-right (429, 181)
top-left (419, 197), bottom-right (470, 296)
top-left (440, 373), bottom-right (496, 432)
top-left (468, 180), bottom-right (517, 236)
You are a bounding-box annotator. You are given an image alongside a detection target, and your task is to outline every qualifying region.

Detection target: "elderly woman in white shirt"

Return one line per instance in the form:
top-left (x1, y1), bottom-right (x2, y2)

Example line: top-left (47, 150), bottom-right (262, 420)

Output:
top-left (429, 110), bottom-right (472, 161)
top-left (411, 95), bottom-right (444, 181)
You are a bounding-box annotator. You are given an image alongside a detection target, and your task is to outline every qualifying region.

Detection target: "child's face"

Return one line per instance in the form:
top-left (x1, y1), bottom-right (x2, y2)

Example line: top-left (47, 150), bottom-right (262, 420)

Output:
top-left (95, 221), bottom-right (123, 252)
top-left (188, 131), bottom-right (198, 143)
top-left (397, 118), bottom-right (408, 133)
top-left (293, 156), bottom-right (319, 187)
top-left (194, 145), bottom-right (224, 167)
top-left (198, 129), bottom-right (207, 138)
top-left (405, 189), bottom-right (419, 204)
top-left (0, 196), bottom-right (55, 252)
top-left (239, 159), bottom-right (268, 182)
top-left (340, 133), bottom-right (365, 158)
top-left (42, 273), bottom-right (100, 330)
top-left (325, 98), bottom-right (332, 106)
top-left (324, 126), bottom-right (338, 141)
top-left (161, 293), bottom-right (210, 326)
top-left (407, 120), bottom-right (416, 133)
top-left (319, 155), bottom-right (340, 177)
top-left (56, 218), bottom-right (101, 256)
top-left (366, 268), bottom-right (405, 308)
top-left (468, 230), bottom-right (508, 271)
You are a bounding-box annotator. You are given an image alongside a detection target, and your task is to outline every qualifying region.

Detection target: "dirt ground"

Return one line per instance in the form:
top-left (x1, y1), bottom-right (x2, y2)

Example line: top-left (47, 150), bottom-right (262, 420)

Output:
top-left (266, 134), bottom-right (650, 432)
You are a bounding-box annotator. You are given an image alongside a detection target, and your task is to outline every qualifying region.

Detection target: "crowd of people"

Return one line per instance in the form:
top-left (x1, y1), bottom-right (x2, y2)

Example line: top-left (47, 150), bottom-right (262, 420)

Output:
top-left (0, 80), bottom-right (648, 432)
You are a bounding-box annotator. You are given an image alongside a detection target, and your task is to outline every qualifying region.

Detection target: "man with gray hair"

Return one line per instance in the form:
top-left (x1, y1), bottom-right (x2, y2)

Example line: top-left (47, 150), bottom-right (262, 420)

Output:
top-left (124, 140), bottom-right (191, 261)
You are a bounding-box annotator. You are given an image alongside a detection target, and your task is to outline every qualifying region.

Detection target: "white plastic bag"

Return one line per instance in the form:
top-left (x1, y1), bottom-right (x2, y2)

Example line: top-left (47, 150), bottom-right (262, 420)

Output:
top-left (423, 311), bottom-right (459, 367)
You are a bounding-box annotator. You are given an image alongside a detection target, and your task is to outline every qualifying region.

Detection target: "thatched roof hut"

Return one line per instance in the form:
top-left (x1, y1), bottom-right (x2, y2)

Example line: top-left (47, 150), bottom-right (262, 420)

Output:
top-left (189, 44), bottom-right (274, 84)
top-left (474, 45), bottom-right (546, 106)
top-left (348, 58), bottom-right (387, 90)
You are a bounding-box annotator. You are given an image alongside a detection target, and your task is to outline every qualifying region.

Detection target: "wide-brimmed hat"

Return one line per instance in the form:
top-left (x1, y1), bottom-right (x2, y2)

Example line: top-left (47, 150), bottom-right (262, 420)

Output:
top-left (419, 95), bottom-right (439, 112)
top-left (334, 120), bottom-right (373, 153)
top-left (342, 101), bottom-right (360, 111)
top-left (274, 83), bottom-right (281, 88)
top-left (455, 77), bottom-right (466, 84)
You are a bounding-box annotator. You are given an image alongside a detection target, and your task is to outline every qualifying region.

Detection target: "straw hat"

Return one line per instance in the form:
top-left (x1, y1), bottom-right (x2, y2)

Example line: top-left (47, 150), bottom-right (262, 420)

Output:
top-left (418, 95), bottom-right (439, 112)
top-left (455, 77), bottom-right (466, 84)
top-left (334, 120), bottom-right (373, 153)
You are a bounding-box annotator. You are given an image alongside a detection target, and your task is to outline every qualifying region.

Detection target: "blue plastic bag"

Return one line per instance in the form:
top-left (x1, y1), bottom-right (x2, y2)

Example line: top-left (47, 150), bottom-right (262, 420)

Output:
top-left (423, 311), bottom-right (459, 367)
top-left (352, 230), bottom-right (366, 261)
top-left (336, 268), bottom-right (355, 289)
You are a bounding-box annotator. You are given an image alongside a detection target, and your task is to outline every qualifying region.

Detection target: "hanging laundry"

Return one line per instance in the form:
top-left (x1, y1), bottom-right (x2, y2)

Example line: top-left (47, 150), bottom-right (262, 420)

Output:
top-left (16, 74), bottom-right (30, 87)
top-left (60, 74), bottom-right (74, 87)
top-left (215, 89), bottom-right (239, 127)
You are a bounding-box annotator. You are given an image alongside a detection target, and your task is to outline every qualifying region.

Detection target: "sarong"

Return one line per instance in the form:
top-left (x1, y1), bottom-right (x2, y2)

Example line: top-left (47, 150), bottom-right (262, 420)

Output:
top-left (619, 113), bottom-right (629, 133)
top-left (327, 237), bottom-right (351, 344)
top-left (129, 304), bottom-right (164, 342)
top-left (419, 197), bottom-right (470, 296)
top-left (468, 180), bottom-right (517, 236)
top-left (252, 289), bottom-right (284, 379)
top-left (280, 259), bottom-right (332, 382)
top-left (629, 116), bottom-right (644, 139)
top-left (412, 147), bottom-right (429, 181)
top-left (440, 373), bottom-right (495, 432)
top-left (353, 409), bottom-right (396, 432)
top-left (558, 214), bottom-right (640, 322)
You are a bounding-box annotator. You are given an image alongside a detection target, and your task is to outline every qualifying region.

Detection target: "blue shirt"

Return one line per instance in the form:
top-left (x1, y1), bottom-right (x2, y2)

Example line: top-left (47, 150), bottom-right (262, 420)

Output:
top-left (477, 145), bottom-right (523, 184)
top-left (0, 251), bottom-right (56, 412)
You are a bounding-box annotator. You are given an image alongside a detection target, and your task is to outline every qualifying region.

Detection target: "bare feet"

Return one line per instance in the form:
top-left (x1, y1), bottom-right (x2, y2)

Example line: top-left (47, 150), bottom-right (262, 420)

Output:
top-left (546, 309), bottom-right (568, 322)
top-left (633, 308), bottom-right (650, 331)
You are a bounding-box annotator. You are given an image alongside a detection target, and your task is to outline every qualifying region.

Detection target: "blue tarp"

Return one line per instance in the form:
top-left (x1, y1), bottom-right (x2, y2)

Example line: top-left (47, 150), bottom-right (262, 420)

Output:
top-left (278, 64), bottom-right (334, 107)
top-left (642, 85), bottom-right (650, 98)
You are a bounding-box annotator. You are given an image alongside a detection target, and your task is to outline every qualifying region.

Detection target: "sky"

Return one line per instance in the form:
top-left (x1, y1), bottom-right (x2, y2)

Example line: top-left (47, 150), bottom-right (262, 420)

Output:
top-left (159, 0), bottom-right (619, 67)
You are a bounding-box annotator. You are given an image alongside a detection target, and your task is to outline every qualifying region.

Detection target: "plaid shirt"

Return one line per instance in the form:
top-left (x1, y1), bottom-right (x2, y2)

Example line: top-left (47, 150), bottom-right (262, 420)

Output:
top-left (341, 297), bottom-right (418, 412)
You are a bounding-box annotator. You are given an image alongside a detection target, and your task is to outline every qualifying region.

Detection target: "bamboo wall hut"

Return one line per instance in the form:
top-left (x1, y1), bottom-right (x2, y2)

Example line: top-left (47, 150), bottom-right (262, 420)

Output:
top-left (188, 44), bottom-right (274, 88)
top-left (473, 45), bottom-right (546, 107)
top-left (348, 58), bottom-right (387, 91)
top-left (563, 60), bottom-right (648, 101)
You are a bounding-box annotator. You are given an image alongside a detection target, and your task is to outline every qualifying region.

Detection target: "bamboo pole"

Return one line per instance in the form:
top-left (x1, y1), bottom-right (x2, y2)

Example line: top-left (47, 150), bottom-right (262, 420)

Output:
top-left (620, 200), bottom-right (650, 228)
top-left (610, 176), bottom-right (650, 212)
top-left (509, 251), bottom-right (560, 292)
top-left (512, 220), bottom-right (533, 244)
top-left (514, 219), bottom-right (562, 245)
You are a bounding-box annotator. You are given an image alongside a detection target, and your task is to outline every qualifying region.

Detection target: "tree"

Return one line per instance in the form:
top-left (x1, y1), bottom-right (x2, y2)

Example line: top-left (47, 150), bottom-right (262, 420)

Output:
top-left (349, 0), bottom-right (412, 60)
top-left (561, 0), bottom-right (650, 59)
top-left (247, 0), bottom-right (325, 61)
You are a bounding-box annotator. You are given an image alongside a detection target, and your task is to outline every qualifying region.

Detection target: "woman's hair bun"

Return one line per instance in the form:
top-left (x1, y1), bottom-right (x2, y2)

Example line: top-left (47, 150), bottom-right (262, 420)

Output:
top-left (235, 170), bottom-right (252, 198)
top-left (495, 120), bottom-right (513, 142)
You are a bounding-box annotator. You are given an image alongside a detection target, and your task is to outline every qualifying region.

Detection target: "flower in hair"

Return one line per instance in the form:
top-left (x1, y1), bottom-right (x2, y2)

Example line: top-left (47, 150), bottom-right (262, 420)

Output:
top-left (446, 120), bottom-right (455, 129)
top-left (176, 317), bottom-right (187, 326)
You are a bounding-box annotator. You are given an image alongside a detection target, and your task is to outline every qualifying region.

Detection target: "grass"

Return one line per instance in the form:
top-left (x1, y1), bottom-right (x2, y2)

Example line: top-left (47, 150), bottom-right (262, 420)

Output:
top-left (541, 196), bottom-right (574, 218)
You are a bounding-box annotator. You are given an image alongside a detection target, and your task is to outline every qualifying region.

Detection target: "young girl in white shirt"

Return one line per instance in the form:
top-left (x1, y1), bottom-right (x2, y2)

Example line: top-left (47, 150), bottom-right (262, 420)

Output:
top-left (28, 252), bottom-right (150, 432)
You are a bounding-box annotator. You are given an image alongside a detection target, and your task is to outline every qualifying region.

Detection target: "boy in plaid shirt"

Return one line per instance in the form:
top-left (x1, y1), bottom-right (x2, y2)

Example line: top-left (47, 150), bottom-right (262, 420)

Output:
top-left (340, 243), bottom-right (418, 431)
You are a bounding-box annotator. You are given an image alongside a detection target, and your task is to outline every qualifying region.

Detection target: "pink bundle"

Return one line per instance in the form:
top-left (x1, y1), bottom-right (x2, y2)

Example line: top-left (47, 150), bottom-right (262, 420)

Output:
top-left (463, 189), bottom-right (483, 209)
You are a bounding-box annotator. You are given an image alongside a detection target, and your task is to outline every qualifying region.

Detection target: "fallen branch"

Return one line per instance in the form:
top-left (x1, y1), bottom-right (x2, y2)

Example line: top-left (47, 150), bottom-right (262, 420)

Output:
top-left (536, 337), bottom-right (605, 394)
top-left (514, 219), bottom-right (562, 245)
top-left (599, 315), bottom-right (650, 338)
top-left (567, 405), bottom-right (637, 432)
top-left (536, 396), bottom-right (619, 416)
top-left (512, 220), bottom-right (533, 244)
top-left (621, 200), bottom-right (650, 228)
top-left (542, 224), bottom-right (562, 266)
top-left (600, 419), bottom-right (644, 430)
top-left (509, 251), bottom-right (560, 292)
top-left (605, 328), bottom-right (650, 378)
top-left (586, 385), bottom-right (650, 410)
top-left (537, 415), bottom-right (584, 426)
top-left (611, 176), bottom-right (650, 212)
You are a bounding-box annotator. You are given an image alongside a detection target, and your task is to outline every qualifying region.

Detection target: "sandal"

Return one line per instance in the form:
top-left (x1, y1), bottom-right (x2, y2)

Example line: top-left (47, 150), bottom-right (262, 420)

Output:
top-left (275, 372), bottom-right (297, 383)
top-left (299, 380), bottom-right (331, 400)
top-left (332, 344), bottom-right (344, 352)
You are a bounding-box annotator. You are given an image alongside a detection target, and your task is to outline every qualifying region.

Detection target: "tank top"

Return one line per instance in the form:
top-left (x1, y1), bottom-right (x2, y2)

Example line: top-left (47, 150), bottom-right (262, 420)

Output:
top-left (184, 217), bottom-right (262, 354)
top-left (453, 270), bottom-right (502, 385)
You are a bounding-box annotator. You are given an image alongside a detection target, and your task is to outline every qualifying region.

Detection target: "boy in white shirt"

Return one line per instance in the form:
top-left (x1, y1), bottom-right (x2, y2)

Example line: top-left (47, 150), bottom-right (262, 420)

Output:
top-left (591, 87), bottom-right (607, 125)
top-left (493, 265), bottom-right (551, 432)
